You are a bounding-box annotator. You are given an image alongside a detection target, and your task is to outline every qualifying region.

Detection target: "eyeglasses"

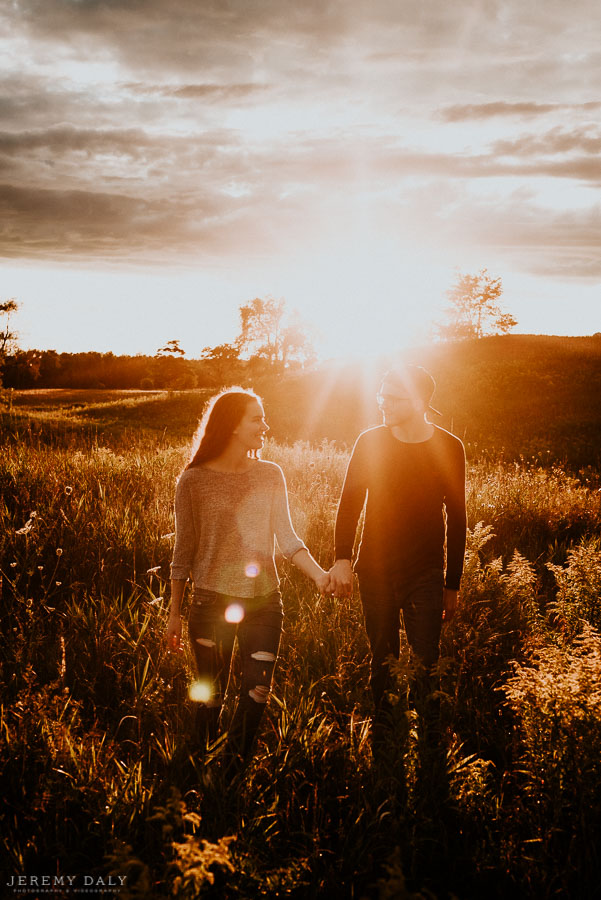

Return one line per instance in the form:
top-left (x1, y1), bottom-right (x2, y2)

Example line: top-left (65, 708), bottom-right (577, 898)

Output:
top-left (376, 392), bottom-right (412, 406)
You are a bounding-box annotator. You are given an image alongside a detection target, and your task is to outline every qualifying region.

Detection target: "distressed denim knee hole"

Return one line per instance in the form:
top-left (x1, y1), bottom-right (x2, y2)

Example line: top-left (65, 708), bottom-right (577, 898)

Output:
top-left (249, 685), bottom-right (270, 703)
top-left (251, 651), bottom-right (276, 662)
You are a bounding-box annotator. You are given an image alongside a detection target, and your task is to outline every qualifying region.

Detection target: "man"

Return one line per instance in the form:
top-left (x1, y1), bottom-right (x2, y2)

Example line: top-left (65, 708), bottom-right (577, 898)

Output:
top-left (329, 364), bottom-right (466, 724)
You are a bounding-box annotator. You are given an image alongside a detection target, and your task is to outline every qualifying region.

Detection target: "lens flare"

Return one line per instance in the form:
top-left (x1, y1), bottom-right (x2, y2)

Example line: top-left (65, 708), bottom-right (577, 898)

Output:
top-left (245, 563), bottom-right (260, 578)
top-left (225, 603), bottom-right (245, 624)
top-left (189, 680), bottom-right (212, 703)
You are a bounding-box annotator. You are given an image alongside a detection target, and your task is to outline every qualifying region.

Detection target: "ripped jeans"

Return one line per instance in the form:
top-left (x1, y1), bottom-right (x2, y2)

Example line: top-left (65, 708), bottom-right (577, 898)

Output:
top-left (188, 588), bottom-right (283, 760)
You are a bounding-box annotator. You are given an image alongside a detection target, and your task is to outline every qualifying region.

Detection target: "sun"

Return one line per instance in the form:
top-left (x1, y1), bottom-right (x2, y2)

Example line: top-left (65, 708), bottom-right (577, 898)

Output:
top-left (282, 235), bottom-right (452, 361)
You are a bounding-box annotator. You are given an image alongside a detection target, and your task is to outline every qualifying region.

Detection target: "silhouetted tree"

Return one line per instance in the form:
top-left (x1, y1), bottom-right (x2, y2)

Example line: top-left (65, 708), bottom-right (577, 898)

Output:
top-left (0, 298), bottom-right (19, 387)
top-left (157, 339), bottom-right (185, 357)
top-left (237, 297), bottom-right (315, 368)
top-left (437, 269), bottom-right (517, 340)
top-left (201, 342), bottom-right (242, 385)
top-left (155, 339), bottom-right (197, 388)
top-left (2, 349), bottom-right (42, 388)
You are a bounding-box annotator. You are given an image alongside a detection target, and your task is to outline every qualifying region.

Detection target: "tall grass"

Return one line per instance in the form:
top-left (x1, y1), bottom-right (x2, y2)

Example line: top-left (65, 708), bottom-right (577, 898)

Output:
top-left (2, 411), bottom-right (601, 897)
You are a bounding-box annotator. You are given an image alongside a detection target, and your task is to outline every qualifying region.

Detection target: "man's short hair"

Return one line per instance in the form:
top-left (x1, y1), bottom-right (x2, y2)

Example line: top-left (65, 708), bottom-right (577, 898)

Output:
top-left (382, 365), bottom-right (441, 415)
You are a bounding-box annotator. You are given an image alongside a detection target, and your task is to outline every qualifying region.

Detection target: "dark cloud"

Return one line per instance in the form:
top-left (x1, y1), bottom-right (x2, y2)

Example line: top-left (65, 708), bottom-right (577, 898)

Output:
top-left (492, 127), bottom-right (601, 158)
top-left (0, 126), bottom-right (157, 156)
top-left (0, 124), bottom-right (246, 200)
top-left (0, 181), bottom-right (239, 261)
top-left (9, 0), bottom-right (599, 81)
top-left (4, 0), bottom-right (353, 77)
top-left (124, 82), bottom-right (271, 101)
top-left (439, 101), bottom-right (601, 121)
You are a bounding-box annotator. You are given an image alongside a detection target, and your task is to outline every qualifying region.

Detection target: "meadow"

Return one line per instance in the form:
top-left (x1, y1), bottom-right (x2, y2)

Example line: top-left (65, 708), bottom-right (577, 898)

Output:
top-left (1, 387), bottom-right (601, 898)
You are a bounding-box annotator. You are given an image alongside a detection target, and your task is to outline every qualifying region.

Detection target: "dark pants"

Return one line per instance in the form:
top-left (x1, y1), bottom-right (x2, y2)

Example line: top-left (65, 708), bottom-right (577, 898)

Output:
top-left (358, 569), bottom-right (444, 715)
top-left (188, 588), bottom-right (283, 760)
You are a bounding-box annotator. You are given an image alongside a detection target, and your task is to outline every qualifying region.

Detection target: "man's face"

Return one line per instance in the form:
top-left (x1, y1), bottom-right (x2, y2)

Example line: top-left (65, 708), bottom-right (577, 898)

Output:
top-left (376, 380), bottom-right (421, 426)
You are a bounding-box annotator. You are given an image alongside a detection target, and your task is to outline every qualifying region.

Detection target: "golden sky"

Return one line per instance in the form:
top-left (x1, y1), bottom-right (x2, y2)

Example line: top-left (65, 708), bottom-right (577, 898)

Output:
top-left (1, 0), bottom-right (600, 358)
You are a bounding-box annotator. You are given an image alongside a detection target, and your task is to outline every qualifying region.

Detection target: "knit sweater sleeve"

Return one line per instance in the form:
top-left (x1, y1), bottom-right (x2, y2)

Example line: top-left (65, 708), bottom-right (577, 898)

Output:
top-left (335, 433), bottom-right (369, 561)
top-left (170, 474), bottom-right (196, 581)
top-left (443, 438), bottom-right (467, 590)
top-left (271, 465), bottom-right (307, 560)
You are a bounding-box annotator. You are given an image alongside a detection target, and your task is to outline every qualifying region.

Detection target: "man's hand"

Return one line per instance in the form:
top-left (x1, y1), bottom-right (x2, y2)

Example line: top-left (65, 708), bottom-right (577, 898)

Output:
top-left (329, 559), bottom-right (353, 598)
top-left (442, 588), bottom-right (459, 623)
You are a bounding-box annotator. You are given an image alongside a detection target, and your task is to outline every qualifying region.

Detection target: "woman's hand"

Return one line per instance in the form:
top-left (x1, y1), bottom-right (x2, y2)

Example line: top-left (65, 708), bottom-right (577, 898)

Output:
top-left (314, 570), bottom-right (332, 595)
top-left (291, 548), bottom-right (333, 594)
top-left (166, 612), bottom-right (182, 651)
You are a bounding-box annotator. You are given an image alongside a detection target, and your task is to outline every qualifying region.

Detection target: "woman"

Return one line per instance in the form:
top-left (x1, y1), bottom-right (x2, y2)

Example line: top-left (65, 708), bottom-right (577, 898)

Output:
top-left (166, 387), bottom-right (329, 767)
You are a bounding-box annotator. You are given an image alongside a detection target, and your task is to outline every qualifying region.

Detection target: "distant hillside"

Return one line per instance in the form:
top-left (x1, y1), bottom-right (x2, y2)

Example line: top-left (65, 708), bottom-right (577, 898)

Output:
top-left (5, 335), bottom-right (601, 467)
top-left (260, 334), bottom-right (601, 467)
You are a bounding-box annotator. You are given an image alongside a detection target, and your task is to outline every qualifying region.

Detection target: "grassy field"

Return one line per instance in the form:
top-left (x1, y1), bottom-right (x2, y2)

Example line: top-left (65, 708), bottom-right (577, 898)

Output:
top-left (1, 389), bottom-right (601, 898)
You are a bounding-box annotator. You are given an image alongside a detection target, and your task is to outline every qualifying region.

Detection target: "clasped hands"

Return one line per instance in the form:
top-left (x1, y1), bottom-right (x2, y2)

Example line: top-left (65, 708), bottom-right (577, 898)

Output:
top-left (315, 558), bottom-right (353, 598)
top-left (316, 564), bottom-right (458, 621)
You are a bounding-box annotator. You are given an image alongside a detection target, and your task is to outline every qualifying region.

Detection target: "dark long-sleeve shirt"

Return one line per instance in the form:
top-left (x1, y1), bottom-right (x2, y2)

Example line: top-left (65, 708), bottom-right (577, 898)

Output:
top-left (335, 425), bottom-right (467, 590)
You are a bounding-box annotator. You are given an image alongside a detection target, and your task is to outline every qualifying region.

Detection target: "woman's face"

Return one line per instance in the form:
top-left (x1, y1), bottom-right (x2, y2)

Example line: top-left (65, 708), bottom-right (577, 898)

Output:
top-left (232, 399), bottom-right (269, 452)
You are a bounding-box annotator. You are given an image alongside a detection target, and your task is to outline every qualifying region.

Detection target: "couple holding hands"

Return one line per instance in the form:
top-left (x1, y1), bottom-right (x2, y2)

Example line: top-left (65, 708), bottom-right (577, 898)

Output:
top-left (166, 364), bottom-right (466, 767)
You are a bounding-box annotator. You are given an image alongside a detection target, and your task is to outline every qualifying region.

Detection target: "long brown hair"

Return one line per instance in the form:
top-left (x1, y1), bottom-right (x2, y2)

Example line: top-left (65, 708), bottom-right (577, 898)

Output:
top-left (187, 387), bottom-right (262, 469)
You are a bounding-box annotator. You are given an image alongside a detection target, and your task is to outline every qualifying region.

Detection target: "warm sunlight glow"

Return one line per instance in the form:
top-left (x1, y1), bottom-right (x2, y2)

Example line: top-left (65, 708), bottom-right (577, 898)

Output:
top-left (3, 1), bottom-right (600, 361)
top-left (189, 680), bottom-right (212, 703)
top-left (225, 603), bottom-right (245, 624)
top-left (283, 236), bottom-right (451, 359)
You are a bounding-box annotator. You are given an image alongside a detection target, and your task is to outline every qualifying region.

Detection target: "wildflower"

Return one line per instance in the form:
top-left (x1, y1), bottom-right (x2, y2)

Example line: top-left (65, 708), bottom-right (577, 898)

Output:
top-left (16, 518), bottom-right (34, 535)
top-left (37, 566), bottom-right (44, 572)
top-left (10, 562), bottom-right (17, 568)
top-left (146, 566), bottom-right (162, 575)
top-left (56, 548), bottom-right (63, 556)
top-left (56, 581), bottom-right (62, 586)
top-left (64, 486), bottom-right (73, 495)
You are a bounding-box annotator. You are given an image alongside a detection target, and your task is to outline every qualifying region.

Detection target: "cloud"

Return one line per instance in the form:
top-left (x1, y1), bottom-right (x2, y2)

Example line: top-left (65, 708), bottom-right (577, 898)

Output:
top-left (7, 0), bottom-right (600, 84)
top-left (492, 126), bottom-right (601, 158)
top-left (439, 101), bottom-right (601, 121)
top-left (1, 0), bottom-right (600, 290)
top-left (3, 0), bottom-right (353, 79)
top-left (415, 188), bottom-right (601, 280)
top-left (0, 181), bottom-right (236, 261)
top-left (125, 82), bottom-right (272, 101)
top-left (2, 119), bottom-right (601, 265)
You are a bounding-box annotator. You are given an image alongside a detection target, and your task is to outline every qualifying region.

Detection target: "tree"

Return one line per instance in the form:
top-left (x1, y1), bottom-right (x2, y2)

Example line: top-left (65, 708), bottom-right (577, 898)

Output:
top-left (237, 297), bottom-right (315, 368)
top-left (2, 349), bottom-right (42, 388)
top-left (1, 298), bottom-right (19, 356)
top-left (201, 342), bottom-right (241, 385)
top-left (157, 339), bottom-right (185, 357)
top-left (437, 269), bottom-right (517, 341)
top-left (155, 339), bottom-right (196, 389)
top-left (0, 298), bottom-right (19, 387)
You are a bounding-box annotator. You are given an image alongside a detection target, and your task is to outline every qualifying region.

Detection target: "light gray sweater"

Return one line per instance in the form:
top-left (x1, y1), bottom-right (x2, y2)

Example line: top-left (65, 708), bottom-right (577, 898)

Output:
top-left (170, 459), bottom-right (307, 598)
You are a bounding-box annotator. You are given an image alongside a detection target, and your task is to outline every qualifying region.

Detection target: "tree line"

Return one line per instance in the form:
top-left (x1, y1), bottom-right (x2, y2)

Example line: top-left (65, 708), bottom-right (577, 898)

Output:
top-left (1, 271), bottom-right (516, 390)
